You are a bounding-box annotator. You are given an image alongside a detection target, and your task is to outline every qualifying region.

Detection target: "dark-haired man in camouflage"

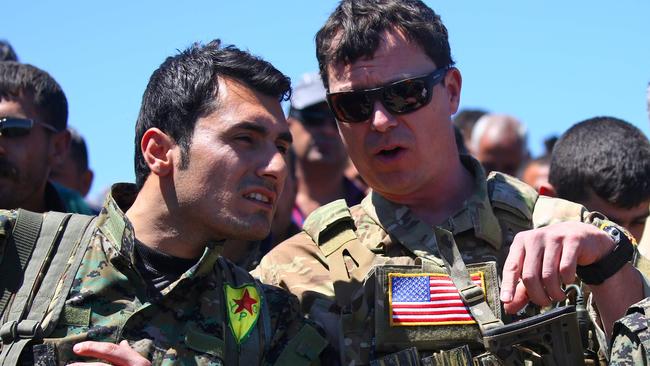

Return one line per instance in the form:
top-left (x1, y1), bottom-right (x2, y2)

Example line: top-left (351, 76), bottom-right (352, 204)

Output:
top-left (254, 0), bottom-right (647, 364)
top-left (0, 40), bottom-right (326, 365)
top-left (605, 83), bottom-right (650, 366)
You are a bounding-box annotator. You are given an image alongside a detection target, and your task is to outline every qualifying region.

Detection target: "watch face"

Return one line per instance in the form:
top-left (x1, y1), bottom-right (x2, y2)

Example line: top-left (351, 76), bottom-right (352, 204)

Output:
top-left (603, 226), bottom-right (621, 244)
top-left (598, 220), bottom-right (637, 245)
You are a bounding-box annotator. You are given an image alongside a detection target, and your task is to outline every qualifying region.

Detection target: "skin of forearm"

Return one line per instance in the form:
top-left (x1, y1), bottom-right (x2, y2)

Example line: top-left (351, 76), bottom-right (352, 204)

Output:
top-left (590, 263), bottom-right (644, 339)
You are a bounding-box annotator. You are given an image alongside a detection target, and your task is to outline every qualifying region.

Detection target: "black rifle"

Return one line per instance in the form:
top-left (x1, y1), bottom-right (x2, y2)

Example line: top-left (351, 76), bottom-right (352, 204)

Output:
top-left (481, 305), bottom-right (585, 366)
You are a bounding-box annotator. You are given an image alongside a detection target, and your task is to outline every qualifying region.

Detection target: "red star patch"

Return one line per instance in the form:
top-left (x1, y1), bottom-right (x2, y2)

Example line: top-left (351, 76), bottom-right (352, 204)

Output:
top-left (233, 288), bottom-right (258, 315)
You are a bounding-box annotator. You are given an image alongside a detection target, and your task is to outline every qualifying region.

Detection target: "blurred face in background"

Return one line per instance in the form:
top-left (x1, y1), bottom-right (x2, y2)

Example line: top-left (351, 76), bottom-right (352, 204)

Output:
top-left (289, 102), bottom-right (347, 167)
top-left (0, 93), bottom-right (64, 210)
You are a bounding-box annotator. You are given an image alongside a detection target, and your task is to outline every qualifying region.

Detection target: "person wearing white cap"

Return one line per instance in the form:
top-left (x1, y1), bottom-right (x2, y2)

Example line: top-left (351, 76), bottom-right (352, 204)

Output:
top-left (287, 72), bottom-right (365, 226)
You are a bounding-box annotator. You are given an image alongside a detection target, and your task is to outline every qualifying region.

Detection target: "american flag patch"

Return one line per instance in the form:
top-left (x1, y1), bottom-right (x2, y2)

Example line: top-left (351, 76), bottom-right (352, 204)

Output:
top-left (388, 272), bottom-right (485, 326)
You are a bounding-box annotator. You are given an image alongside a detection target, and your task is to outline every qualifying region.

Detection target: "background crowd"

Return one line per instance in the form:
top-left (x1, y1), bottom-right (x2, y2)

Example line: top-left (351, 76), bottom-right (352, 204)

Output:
top-left (3, 35), bottom-right (650, 266)
top-left (2, 1), bottom-right (650, 364)
top-left (3, 1), bottom-right (648, 204)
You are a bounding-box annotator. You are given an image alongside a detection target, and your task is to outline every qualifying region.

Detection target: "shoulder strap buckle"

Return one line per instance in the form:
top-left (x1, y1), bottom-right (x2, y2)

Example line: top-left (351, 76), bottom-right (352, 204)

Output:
top-left (458, 284), bottom-right (485, 306)
top-left (0, 320), bottom-right (43, 344)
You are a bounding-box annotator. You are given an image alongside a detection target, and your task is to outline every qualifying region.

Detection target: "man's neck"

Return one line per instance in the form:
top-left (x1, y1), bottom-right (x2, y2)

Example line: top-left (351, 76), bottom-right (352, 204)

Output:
top-left (125, 180), bottom-right (207, 260)
top-left (381, 156), bottom-right (475, 227)
top-left (21, 182), bottom-right (50, 213)
top-left (295, 161), bottom-right (347, 217)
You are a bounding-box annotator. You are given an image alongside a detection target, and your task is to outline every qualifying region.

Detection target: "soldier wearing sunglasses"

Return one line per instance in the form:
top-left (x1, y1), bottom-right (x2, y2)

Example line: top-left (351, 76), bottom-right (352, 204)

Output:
top-left (254, 0), bottom-right (647, 364)
top-left (0, 62), bottom-right (92, 214)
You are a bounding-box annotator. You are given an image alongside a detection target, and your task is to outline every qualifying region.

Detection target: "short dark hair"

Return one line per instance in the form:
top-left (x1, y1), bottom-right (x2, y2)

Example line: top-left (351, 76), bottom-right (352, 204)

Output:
top-left (0, 40), bottom-right (18, 62)
top-left (453, 108), bottom-right (488, 141)
top-left (0, 62), bottom-right (67, 131)
top-left (68, 127), bottom-right (89, 173)
top-left (549, 116), bottom-right (650, 208)
top-left (315, 0), bottom-right (454, 89)
top-left (134, 39), bottom-right (291, 189)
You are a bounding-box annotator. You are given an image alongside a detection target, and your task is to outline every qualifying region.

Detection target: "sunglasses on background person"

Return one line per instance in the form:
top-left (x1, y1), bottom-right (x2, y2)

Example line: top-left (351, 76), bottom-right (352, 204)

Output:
top-left (326, 66), bottom-right (451, 124)
top-left (288, 108), bottom-right (337, 128)
top-left (0, 117), bottom-right (58, 137)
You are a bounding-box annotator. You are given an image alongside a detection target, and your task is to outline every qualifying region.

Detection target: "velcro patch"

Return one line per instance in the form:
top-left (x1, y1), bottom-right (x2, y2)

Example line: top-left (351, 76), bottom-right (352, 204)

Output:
top-left (388, 272), bottom-right (485, 326)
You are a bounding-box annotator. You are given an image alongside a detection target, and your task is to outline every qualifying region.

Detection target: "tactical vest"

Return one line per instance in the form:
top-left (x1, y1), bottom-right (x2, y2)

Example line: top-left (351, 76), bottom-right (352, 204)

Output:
top-left (303, 172), bottom-right (540, 365)
top-left (0, 209), bottom-right (322, 365)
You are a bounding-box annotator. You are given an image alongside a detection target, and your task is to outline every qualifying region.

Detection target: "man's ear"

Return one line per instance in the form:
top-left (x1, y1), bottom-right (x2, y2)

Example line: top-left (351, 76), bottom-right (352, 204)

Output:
top-left (49, 129), bottom-right (71, 166)
top-left (79, 169), bottom-right (94, 197)
top-left (445, 67), bottom-right (462, 115)
top-left (538, 182), bottom-right (557, 197)
top-left (141, 128), bottom-right (175, 177)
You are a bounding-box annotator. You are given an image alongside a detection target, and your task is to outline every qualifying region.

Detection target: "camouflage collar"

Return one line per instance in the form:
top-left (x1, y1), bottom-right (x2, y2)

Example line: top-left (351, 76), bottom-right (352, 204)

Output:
top-left (96, 183), bottom-right (139, 264)
top-left (96, 183), bottom-right (222, 275)
top-left (361, 155), bottom-right (502, 251)
top-left (443, 155), bottom-right (503, 249)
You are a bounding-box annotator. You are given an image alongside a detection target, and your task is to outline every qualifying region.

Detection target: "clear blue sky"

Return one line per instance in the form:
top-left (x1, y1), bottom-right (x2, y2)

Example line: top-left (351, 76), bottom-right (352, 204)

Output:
top-left (4, 1), bottom-right (650, 201)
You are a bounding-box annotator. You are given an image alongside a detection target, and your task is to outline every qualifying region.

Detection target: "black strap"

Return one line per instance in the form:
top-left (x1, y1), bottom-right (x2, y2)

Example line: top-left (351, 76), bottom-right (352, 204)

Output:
top-left (0, 210), bottom-right (43, 319)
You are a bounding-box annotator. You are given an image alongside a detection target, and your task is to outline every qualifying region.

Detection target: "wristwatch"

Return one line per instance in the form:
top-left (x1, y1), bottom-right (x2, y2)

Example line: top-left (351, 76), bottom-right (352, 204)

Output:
top-left (576, 222), bottom-right (635, 285)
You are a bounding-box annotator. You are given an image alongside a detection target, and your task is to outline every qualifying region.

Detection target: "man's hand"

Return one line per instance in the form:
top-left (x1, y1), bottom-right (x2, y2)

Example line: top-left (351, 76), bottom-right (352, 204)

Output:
top-left (500, 221), bottom-right (615, 314)
top-left (68, 340), bottom-right (151, 366)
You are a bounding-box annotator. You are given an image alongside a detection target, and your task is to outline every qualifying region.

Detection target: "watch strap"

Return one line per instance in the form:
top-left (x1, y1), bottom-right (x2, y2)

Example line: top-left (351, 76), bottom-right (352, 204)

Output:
top-left (576, 220), bottom-right (635, 285)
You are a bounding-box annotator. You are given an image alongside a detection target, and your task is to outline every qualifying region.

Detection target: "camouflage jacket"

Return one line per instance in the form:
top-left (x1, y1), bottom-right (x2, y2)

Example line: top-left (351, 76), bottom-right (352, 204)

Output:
top-left (253, 156), bottom-right (595, 363)
top-left (0, 183), bottom-right (326, 365)
top-left (609, 297), bottom-right (650, 365)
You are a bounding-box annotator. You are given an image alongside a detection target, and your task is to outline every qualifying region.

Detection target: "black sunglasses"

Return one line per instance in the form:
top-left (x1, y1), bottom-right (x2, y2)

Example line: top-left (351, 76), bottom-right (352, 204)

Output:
top-left (326, 66), bottom-right (451, 123)
top-left (0, 117), bottom-right (58, 137)
top-left (288, 108), bottom-right (336, 128)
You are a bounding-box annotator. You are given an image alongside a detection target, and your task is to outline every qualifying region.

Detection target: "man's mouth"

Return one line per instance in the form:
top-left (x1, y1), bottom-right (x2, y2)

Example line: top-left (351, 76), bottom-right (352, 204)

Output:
top-left (244, 192), bottom-right (271, 204)
top-left (0, 160), bottom-right (18, 180)
top-left (377, 146), bottom-right (404, 158)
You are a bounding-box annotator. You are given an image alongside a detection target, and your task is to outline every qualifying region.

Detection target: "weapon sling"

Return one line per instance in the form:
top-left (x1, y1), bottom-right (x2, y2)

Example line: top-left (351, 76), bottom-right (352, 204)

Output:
top-left (0, 210), bottom-right (95, 365)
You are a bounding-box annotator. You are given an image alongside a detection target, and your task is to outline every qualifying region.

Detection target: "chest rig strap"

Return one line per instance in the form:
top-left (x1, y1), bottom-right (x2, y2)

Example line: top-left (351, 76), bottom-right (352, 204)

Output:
top-left (434, 228), bottom-right (503, 333)
top-left (304, 199), bottom-right (377, 308)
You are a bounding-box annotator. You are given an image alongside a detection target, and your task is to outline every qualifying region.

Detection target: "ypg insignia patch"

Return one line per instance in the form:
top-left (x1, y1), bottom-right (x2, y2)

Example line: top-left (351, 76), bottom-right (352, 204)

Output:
top-left (388, 272), bottom-right (485, 326)
top-left (225, 284), bottom-right (261, 343)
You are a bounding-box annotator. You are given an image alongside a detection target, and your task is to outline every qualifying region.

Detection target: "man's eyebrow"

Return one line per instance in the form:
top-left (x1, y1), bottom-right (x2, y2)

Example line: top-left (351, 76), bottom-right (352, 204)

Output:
top-left (235, 121), bottom-right (292, 144)
top-left (607, 215), bottom-right (622, 224)
top-left (237, 121), bottom-right (268, 134)
top-left (278, 131), bottom-right (293, 145)
top-left (634, 212), bottom-right (650, 221)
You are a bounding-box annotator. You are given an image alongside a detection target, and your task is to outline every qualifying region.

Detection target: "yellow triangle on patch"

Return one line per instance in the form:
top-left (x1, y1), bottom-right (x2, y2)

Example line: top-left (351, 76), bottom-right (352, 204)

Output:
top-left (225, 284), bottom-right (261, 344)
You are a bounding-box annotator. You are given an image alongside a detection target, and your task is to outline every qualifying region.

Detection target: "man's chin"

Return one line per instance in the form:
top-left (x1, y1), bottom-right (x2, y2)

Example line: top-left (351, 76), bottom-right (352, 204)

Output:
top-left (0, 188), bottom-right (21, 209)
top-left (239, 220), bottom-right (271, 241)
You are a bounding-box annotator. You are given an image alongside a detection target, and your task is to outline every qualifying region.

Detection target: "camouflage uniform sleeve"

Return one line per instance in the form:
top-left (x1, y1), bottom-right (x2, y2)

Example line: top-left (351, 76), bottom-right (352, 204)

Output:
top-left (252, 232), bottom-right (335, 308)
top-left (261, 284), bottom-right (329, 365)
top-left (609, 309), bottom-right (650, 365)
top-left (531, 195), bottom-right (588, 228)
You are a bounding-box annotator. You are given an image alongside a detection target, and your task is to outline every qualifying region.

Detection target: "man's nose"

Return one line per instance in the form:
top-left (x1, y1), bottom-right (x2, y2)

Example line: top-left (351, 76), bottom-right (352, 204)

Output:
top-left (370, 101), bottom-right (398, 132)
